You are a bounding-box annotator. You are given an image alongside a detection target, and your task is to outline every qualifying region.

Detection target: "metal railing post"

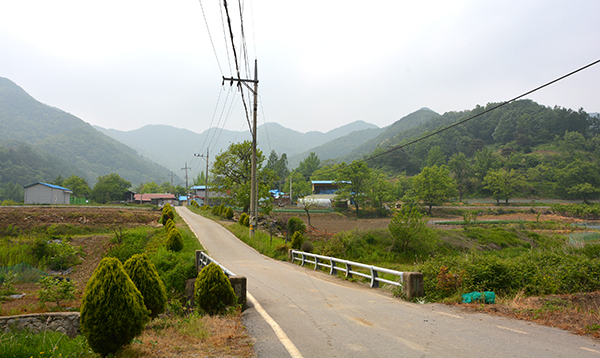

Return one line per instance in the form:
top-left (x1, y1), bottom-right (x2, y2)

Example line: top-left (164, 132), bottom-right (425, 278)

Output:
top-left (345, 262), bottom-right (352, 278)
top-left (370, 266), bottom-right (379, 288)
top-left (330, 258), bottom-right (337, 275)
top-left (314, 256), bottom-right (319, 270)
top-left (301, 252), bottom-right (306, 267)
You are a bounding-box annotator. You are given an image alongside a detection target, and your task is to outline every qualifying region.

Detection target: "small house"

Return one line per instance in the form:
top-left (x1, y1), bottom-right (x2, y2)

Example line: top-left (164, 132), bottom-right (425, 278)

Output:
top-left (24, 182), bottom-right (73, 204)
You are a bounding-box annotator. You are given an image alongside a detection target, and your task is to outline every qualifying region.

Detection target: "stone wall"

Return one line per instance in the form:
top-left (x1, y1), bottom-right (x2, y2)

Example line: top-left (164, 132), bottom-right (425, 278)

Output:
top-left (0, 312), bottom-right (80, 338)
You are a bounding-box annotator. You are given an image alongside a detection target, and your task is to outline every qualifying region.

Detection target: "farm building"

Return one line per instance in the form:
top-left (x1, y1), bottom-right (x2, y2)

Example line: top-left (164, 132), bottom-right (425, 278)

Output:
top-left (311, 180), bottom-right (348, 195)
top-left (24, 182), bottom-right (72, 204)
top-left (133, 193), bottom-right (178, 206)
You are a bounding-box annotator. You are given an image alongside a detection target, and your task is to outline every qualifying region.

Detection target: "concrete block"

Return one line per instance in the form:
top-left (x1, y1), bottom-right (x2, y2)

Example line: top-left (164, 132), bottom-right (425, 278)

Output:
top-left (229, 276), bottom-right (247, 309)
top-left (402, 272), bottom-right (424, 300)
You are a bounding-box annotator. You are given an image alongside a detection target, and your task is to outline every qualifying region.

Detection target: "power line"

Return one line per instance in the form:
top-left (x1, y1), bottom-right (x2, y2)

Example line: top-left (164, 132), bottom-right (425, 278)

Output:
top-left (198, 0), bottom-right (224, 76)
top-left (364, 58), bottom-right (600, 165)
top-left (309, 58), bottom-right (600, 179)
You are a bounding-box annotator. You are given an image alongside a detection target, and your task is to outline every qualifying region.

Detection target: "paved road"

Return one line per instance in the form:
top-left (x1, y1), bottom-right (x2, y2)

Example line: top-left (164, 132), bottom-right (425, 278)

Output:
top-left (176, 207), bottom-right (600, 358)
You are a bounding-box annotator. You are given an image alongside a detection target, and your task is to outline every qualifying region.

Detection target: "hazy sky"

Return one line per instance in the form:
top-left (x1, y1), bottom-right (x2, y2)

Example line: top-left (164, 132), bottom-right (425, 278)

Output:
top-left (1, 0), bottom-right (599, 136)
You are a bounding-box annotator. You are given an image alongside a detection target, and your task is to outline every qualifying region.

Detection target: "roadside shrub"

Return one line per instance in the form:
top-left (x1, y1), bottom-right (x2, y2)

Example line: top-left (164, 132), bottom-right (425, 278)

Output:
top-left (225, 207), bottom-right (234, 220)
top-left (239, 213), bottom-right (248, 226)
top-left (301, 240), bottom-right (314, 253)
top-left (190, 200), bottom-right (200, 208)
top-left (124, 253), bottom-right (168, 318)
top-left (104, 230), bottom-right (149, 263)
top-left (80, 257), bottom-right (149, 357)
top-left (291, 231), bottom-right (304, 250)
top-left (159, 204), bottom-right (174, 225)
top-left (201, 205), bottom-right (211, 211)
top-left (151, 247), bottom-right (197, 297)
top-left (37, 276), bottom-right (76, 308)
top-left (243, 214), bottom-right (250, 227)
top-left (165, 218), bottom-right (176, 232)
top-left (287, 217), bottom-right (306, 238)
top-left (166, 227), bottom-right (184, 252)
top-left (195, 263), bottom-right (237, 315)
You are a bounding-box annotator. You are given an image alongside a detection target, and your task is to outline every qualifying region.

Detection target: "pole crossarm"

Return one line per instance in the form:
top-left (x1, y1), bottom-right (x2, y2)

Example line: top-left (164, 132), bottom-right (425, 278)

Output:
top-left (222, 76), bottom-right (258, 93)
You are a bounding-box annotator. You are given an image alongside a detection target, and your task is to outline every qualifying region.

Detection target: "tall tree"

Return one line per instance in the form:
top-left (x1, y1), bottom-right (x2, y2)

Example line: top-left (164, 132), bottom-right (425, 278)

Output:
top-left (367, 172), bottom-right (394, 216)
top-left (297, 152), bottom-right (321, 180)
top-left (336, 161), bottom-right (372, 216)
top-left (211, 141), bottom-right (276, 212)
top-left (483, 168), bottom-right (525, 204)
top-left (412, 165), bottom-right (456, 214)
top-left (91, 173), bottom-right (131, 204)
top-left (62, 175), bottom-right (90, 198)
top-left (447, 152), bottom-right (472, 202)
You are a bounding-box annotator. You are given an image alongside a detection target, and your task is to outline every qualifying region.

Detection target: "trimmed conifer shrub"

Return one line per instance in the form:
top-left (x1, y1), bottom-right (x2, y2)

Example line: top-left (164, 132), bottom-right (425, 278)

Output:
top-left (80, 257), bottom-right (149, 357)
top-left (165, 218), bottom-right (176, 232)
top-left (287, 217), bottom-right (306, 236)
top-left (238, 213), bottom-right (248, 225)
top-left (291, 231), bottom-right (304, 250)
top-left (243, 214), bottom-right (250, 227)
top-left (165, 227), bottom-right (184, 252)
top-left (225, 207), bottom-right (234, 220)
top-left (124, 253), bottom-right (168, 318)
top-left (194, 262), bottom-right (237, 315)
top-left (159, 204), bottom-right (175, 225)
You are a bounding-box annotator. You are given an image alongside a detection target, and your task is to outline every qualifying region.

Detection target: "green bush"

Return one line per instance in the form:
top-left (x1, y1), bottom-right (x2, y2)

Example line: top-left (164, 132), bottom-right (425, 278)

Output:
top-left (166, 227), bottom-right (184, 252)
top-left (194, 263), bottom-right (237, 315)
top-left (287, 217), bottom-right (306, 238)
top-left (37, 276), bottom-right (76, 307)
top-left (225, 207), bottom-right (234, 220)
top-left (291, 231), bottom-right (304, 250)
top-left (124, 253), bottom-right (168, 318)
top-left (104, 230), bottom-right (149, 263)
top-left (243, 214), bottom-right (250, 227)
top-left (80, 257), bottom-right (149, 357)
top-left (239, 213), bottom-right (248, 226)
top-left (190, 200), bottom-right (200, 208)
top-left (151, 247), bottom-right (197, 297)
top-left (165, 218), bottom-right (176, 232)
top-left (159, 204), bottom-right (174, 225)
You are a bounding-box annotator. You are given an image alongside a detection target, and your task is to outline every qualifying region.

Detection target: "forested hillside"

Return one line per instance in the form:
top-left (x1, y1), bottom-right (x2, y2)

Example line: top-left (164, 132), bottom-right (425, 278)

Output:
top-left (363, 99), bottom-right (600, 201)
top-left (0, 77), bottom-right (172, 201)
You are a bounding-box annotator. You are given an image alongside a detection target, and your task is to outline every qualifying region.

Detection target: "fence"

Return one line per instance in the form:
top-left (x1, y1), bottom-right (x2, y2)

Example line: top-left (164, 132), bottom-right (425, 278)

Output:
top-left (289, 250), bottom-right (423, 299)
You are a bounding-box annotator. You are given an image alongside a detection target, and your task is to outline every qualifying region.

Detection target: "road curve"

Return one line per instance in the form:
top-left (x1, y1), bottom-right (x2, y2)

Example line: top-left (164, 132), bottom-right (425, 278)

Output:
top-left (176, 207), bottom-right (600, 358)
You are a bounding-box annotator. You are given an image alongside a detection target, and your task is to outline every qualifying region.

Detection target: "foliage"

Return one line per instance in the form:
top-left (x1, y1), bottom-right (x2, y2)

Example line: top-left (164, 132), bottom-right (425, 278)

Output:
top-left (388, 206), bottom-right (430, 253)
top-left (124, 253), bottom-right (168, 318)
top-left (194, 262), bottom-right (238, 315)
top-left (166, 227), bottom-right (184, 252)
top-left (291, 231), bottom-right (304, 250)
top-left (62, 174), bottom-right (90, 199)
top-left (266, 149), bottom-right (290, 190)
top-left (0, 271), bottom-right (16, 295)
top-left (80, 257), bottom-right (150, 357)
top-left (151, 246), bottom-right (198, 298)
top-left (336, 160), bottom-right (372, 215)
top-left (210, 140), bottom-right (276, 212)
top-left (104, 229), bottom-right (150, 263)
top-left (287, 216), bottom-right (306, 239)
top-left (0, 329), bottom-right (95, 358)
top-left (159, 203), bottom-right (174, 225)
top-left (412, 165), bottom-right (456, 213)
top-left (243, 214), bottom-right (250, 227)
top-left (224, 206), bottom-right (234, 219)
top-left (483, 168), bottom-right (525, 204)
top-left (37, 276), bottom-right (76, 307)
top-left (419, 247), bottom-right (600, 300)
top-left (297, 152), bottom-right (321, 180)
top-left (91, 173), bottom-right (131, 204)
top-left (238, 213), bottom-right (248, 226)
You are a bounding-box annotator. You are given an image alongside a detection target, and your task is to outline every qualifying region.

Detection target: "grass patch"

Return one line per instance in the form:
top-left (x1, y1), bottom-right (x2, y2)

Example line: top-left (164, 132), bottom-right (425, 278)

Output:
top-left (227, 223), bottom-right (290, 261)
top-left (0, 329), bottom-right (95, 358)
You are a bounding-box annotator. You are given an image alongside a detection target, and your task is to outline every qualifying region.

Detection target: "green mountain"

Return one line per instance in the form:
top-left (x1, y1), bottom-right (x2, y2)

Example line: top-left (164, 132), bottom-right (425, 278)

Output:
top-left (95, 120), bottom-right (380, 174)
top-left (338, 108), bottom-right (441, 163)
top-left (0, 77), bottom-right (174, 194)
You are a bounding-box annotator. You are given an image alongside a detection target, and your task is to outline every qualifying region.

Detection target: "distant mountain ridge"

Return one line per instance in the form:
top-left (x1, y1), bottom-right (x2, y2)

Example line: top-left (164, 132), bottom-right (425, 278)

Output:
top-left (0, 77), bottom-right (174, 187)
top-left (95, 120), bottom-right (380, 174)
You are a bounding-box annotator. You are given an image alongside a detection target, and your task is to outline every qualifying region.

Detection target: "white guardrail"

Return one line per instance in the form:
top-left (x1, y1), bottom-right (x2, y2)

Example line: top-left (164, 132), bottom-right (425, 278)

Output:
top-left (290, 250), bottom-right (403, 289)
top-left (196, 250), bottom-right (236, 277)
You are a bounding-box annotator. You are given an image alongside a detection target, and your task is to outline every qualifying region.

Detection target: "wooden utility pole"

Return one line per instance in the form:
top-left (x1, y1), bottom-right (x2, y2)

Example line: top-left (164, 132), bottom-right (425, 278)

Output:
top-left (223, 59), bottom-right (259, 237)
top-left (194, 149), bottom-right (210, 206)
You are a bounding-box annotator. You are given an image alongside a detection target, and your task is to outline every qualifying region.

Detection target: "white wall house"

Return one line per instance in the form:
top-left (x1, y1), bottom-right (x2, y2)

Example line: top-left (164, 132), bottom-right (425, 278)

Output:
top-left (24, 182), bottom-right (72, 204)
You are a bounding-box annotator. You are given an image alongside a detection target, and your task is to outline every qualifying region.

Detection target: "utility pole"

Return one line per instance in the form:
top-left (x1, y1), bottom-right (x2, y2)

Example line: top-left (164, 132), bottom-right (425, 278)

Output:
top-left (194, 149), bottom-right (210, 206)
top-left (181, 162), bottom-right (191, 202)
top-left (223, 59), bottom-right (259, 237)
